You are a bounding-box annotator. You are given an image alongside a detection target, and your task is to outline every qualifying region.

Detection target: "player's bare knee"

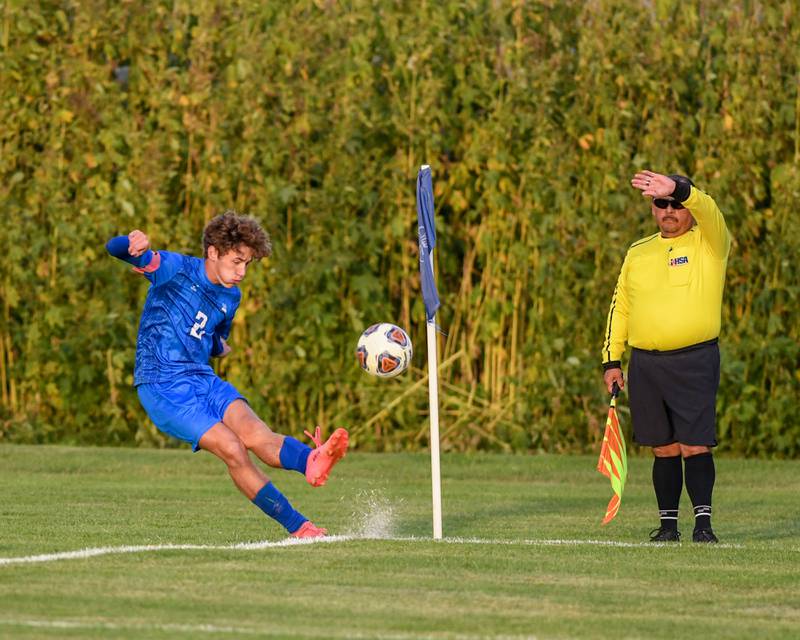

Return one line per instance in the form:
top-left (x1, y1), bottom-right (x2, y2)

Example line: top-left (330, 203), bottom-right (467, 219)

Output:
top-left (239, 419), bottom-right (276, 449)
top-left (218, 437), bottom-right (249, 467)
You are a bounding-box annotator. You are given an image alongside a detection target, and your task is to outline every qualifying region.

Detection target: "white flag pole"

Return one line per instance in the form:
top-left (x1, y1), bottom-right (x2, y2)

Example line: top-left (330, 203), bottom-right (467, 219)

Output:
top-left (425, 229), bottom-right (443, 540)
top-left (427, 299), bottom-right (442, 539)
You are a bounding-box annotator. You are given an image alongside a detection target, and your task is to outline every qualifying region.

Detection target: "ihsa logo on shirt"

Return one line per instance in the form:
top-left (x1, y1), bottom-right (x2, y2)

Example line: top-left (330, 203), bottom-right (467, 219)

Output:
top-left (670, 256), bottom-right (689, 267)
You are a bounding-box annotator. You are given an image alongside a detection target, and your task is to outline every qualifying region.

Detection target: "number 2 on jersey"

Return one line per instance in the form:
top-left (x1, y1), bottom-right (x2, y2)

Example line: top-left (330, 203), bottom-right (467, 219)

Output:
top-left (190, 311), bottom-right (208, 339)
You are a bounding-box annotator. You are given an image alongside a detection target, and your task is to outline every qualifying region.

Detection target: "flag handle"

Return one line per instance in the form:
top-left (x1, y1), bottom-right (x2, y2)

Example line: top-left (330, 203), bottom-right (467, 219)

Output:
top-left (611, 381), bottom-right (620, 399)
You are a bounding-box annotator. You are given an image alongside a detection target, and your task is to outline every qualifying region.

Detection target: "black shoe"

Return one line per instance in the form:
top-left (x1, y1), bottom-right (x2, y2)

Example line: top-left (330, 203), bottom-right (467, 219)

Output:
top-left (692, 528), bottom-right (719, 543)
top-left (649, 527), bottom-right (681, 542)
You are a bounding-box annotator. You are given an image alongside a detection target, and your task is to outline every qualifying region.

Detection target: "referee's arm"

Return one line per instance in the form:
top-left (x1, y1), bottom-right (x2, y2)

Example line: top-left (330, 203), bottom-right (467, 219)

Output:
top-left (677, 185), bottom-right (731, 259)
top-left (602, 254), bottom-right (630, 391)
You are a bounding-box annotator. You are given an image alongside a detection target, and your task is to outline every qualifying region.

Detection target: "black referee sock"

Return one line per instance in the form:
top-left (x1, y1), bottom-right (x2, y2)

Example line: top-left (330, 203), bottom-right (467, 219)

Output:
top-left (652, 455), bottom-right (683, 531)
top-left (684, 452), bottom-right (715, 531)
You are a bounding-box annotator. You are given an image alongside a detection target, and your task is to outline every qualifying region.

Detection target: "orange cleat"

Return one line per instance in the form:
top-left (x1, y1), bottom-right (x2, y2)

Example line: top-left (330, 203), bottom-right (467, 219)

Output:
top-left (291, 521), bottom-right (327, 539)
top-left (304, 426), bottom-right (349, 488)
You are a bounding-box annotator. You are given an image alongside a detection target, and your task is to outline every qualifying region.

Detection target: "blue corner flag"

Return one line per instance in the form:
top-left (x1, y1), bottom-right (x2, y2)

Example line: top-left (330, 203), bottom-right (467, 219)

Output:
top-left (416, 166), bottom-right (440, 321)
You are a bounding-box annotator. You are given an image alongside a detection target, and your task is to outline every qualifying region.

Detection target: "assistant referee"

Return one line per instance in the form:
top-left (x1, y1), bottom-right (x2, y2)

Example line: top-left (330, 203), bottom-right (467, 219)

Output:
top-left (602, 170), bottom-right (732, 543)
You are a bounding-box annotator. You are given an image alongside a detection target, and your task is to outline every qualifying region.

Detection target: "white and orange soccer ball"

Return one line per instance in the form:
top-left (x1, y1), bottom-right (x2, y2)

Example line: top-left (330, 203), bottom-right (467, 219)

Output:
top-left (356, 323), bottom-right (413, 378)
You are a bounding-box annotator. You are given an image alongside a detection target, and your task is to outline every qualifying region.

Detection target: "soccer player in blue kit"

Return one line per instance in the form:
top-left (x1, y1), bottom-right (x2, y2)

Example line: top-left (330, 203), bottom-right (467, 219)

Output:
top-left (107, 211), bottom-right (348, 539)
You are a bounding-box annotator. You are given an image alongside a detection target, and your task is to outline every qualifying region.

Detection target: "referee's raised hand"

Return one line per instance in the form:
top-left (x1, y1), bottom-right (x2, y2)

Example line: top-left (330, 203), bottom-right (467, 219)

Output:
top-left (631, 171), bottom-right (676, 198)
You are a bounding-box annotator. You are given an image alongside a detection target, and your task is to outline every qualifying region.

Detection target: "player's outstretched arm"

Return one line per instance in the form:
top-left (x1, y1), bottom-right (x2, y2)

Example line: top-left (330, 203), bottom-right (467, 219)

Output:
top-left (106, 230), bottom-right (160, 272)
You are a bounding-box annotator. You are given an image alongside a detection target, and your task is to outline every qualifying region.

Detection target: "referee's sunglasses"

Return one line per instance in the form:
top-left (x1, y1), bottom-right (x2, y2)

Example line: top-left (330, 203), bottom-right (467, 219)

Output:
top-left (652, 198), bottom-right (685, 210)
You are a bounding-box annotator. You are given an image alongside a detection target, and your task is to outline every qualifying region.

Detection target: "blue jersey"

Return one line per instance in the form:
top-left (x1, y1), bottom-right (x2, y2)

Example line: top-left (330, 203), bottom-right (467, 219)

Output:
top-left (133, 251), bottom-right (241, 386)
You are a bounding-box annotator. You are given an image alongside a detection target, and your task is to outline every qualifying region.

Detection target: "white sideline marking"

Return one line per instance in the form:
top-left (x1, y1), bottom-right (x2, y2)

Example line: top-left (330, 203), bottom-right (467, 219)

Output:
top-left (0, 535), bottom-right (352, 567)
top-left (0, 619), bottom-right (541, 640)
top-left (0, 620), bottom-right (262, 636)
top-left (0, 535), bottom-right (742, 567)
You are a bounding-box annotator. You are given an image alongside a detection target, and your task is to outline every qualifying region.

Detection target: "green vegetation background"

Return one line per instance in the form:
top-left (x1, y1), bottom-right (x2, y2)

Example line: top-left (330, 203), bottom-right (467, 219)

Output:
top-left (1, 1), bottom-right (798, 456)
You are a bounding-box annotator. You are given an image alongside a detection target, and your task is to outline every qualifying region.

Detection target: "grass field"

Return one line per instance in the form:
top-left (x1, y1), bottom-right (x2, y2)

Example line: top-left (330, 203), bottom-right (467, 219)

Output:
top-left (1, 444), bottom-right (798, 639)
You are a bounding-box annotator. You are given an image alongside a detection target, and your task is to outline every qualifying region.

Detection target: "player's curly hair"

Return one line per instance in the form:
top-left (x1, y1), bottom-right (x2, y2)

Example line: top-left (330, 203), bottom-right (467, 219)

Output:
top-left (203, 211), bottom-right (272, 259)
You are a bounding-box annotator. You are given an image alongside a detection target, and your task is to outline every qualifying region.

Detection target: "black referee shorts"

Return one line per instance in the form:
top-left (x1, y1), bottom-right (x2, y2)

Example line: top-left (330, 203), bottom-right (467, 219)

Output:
top-left (628, 339), bottom-right (720, 447)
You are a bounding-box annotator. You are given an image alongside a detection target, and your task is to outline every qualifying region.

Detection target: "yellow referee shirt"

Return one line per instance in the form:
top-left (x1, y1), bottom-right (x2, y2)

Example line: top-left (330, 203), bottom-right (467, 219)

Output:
top-left (602, 187), bottom-right (731, 365)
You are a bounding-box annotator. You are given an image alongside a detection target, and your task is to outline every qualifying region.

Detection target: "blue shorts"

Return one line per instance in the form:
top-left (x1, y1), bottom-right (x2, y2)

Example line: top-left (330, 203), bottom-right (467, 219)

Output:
top-left (137, 376), bottom-right (246, 452)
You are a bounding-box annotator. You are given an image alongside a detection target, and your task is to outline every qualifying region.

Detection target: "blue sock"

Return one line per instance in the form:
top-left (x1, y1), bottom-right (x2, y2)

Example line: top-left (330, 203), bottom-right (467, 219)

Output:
top-left (279, 436), bottom-right (311, 474)
top-left (252, 482), bottom-right (307, 533)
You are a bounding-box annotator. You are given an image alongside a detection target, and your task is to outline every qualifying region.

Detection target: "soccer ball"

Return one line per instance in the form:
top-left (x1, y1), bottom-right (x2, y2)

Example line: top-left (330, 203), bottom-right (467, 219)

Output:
top-left (356, 323), bottom-right (413, 378)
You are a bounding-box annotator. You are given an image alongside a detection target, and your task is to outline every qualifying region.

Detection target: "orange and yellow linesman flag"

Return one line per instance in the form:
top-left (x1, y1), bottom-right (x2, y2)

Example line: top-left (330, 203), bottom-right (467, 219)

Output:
top-left (597, 384), bottom-right (628, 525)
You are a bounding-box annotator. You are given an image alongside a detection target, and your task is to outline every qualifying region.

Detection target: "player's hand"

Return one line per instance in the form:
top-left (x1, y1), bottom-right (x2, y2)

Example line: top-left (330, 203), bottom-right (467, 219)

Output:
top-left (128, 230), bottom-right (150, 257)
top-left (217, 338), bottom-right (232, 358)
top-left (603, 368), bottom-right (624, 394)
top-left (631, 171), bottom-right (676, 198)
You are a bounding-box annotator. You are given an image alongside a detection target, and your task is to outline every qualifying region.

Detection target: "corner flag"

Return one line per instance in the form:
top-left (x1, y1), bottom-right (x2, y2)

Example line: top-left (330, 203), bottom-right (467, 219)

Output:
top-left (417, 166), bottom-right (440, 321)
top-left (416, 165), bottom-right (443, 539)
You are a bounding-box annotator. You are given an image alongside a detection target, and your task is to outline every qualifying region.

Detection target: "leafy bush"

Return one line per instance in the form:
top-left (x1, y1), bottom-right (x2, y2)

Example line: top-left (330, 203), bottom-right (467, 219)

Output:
top-left (1, 1), bottom-right (797, 456)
